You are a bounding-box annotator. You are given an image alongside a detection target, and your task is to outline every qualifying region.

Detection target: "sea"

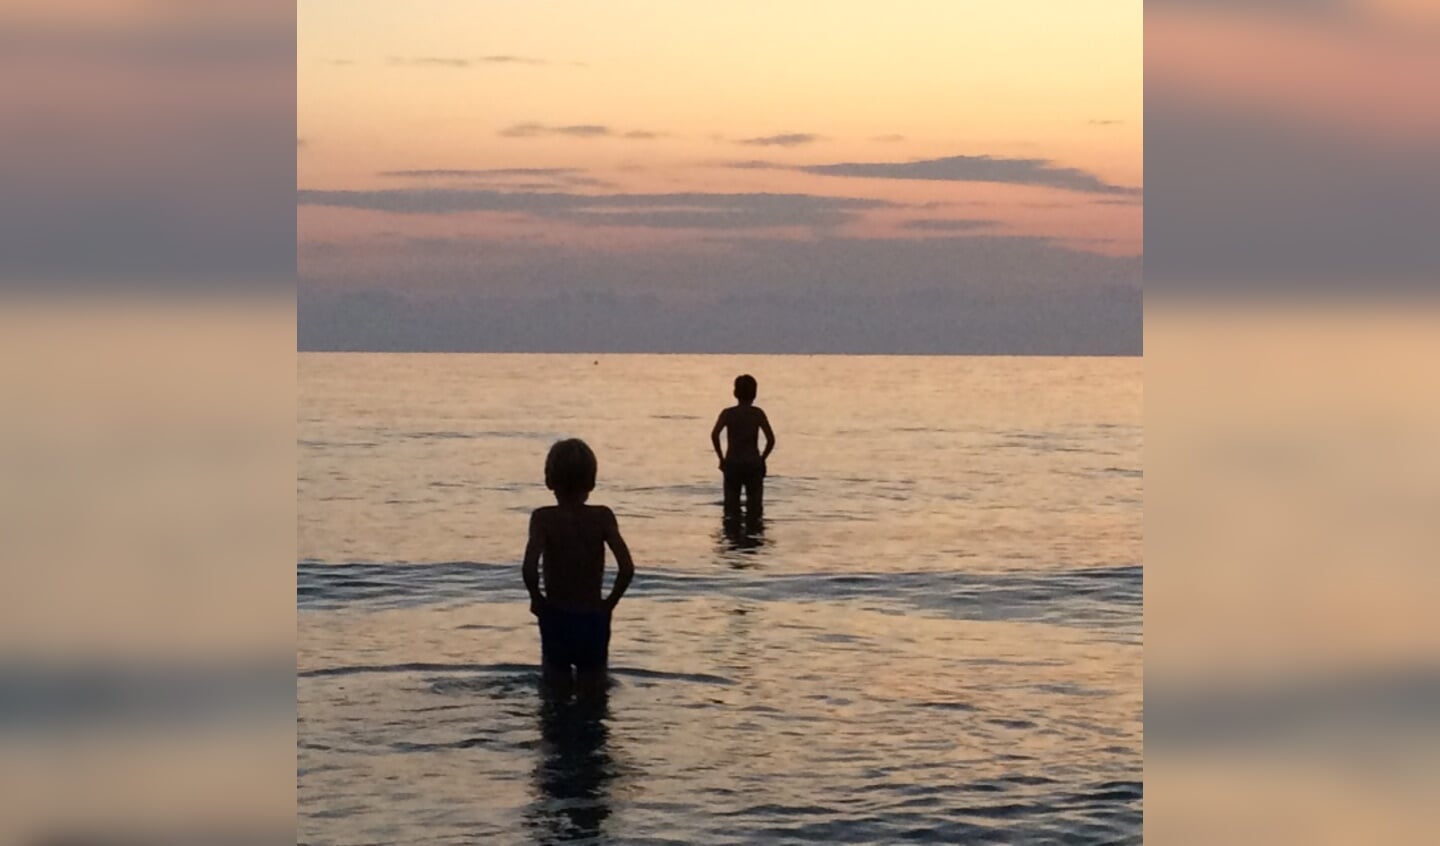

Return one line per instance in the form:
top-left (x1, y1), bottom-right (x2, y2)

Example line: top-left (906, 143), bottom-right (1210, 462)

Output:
top-left (298, 353), bottom-right (1142, 845)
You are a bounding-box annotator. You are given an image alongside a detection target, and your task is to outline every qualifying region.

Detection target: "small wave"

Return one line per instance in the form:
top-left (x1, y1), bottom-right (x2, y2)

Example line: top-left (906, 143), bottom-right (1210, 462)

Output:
top-left (298, 661), bottom-right (735, 687)
top-left (612, 667), bottom-right (735, 686)
top-left (400, 430), bottom-right (481, 440)
top-left (399, 429), bottom-right (561, 442)
top-left (297, 561), bottom-right (1141, 635)
top-left (298, 661), bottom-right (535, 679)
top-left (985, 718), bottom-right (1038, 730)
top-left (913, 700), bottom-right (978, 712)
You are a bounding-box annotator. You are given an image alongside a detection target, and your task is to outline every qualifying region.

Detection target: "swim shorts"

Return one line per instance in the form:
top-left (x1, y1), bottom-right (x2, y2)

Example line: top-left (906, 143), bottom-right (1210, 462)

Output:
top-left (537, 606), bottom-right (611, 671)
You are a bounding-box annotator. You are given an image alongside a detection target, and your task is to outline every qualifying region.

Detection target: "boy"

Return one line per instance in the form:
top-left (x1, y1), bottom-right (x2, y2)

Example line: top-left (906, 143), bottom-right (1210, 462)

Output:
top-left (522, 439), bottom-right (635, 692)
top-left (710, 374), bottom-right (776, 518)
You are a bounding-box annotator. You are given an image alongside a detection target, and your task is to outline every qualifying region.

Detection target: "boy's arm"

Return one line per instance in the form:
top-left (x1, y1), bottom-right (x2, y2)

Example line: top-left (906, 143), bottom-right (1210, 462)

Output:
top-left (601, 507), bottom-right (635, 612)
top-left (710, 410), bottom-right (728, 469)
top-left (522, 511), bottom-right (545, 615)
top-left (759, 409), bottom-right (776, 460)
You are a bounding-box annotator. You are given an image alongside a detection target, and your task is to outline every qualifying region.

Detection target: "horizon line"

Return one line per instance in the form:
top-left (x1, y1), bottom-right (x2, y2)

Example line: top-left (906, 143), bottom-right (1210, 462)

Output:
top-left (296, 348), bottom-right (1142, 358)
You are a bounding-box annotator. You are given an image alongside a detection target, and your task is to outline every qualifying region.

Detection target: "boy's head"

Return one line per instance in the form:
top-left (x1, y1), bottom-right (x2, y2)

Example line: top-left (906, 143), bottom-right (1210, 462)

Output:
top-left (733, 374), bottom-right (758, 405)
top-left (545, 438), bottom-right (597, 501)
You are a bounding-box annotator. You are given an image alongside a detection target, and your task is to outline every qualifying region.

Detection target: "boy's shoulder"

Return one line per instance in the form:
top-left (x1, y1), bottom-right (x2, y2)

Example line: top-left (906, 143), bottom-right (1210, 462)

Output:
top-left (533, 503), bottom-right (613, 518)
top-left (530, 505), bottom-right (614, 536)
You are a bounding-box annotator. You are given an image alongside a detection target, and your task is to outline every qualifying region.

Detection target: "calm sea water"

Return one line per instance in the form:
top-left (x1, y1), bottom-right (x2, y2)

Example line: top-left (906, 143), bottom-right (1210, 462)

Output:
top-left (299, 353), bottom-right (1142, 845)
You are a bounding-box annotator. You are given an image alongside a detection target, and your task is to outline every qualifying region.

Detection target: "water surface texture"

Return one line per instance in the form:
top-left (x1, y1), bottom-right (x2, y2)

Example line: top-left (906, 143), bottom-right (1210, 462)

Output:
top-left (299, 354), bottom-right (1142, 844)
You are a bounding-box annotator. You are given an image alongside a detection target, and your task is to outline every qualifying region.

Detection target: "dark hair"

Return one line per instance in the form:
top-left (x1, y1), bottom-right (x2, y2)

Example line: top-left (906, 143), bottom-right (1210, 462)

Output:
top-left (733, 374), bottom-right (757, 403)
top-left (545, 438), bottom-right (597, 497)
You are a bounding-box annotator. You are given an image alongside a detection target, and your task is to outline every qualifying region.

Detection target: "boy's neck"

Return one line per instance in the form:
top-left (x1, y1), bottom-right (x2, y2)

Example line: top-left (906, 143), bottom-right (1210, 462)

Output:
top-left (554, 493), bottom-right (589, 506)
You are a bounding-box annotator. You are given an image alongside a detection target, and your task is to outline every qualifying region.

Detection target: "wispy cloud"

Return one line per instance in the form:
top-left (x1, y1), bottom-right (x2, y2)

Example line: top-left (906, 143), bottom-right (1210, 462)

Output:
top-left (1088, 119), bottom-right (1124, 126)
top-left (915, 200), bottom-right (981, 209)
top-left (713, 155), bottom-right (1139, 197)
top-left (478, 55), bottom-right (548, 65)
top-left (554, 209), bottom-right (854, 230)
top-left (737, 133), bottom-right (823, 147)
top-left (389, 55), bottom-right (555, 68)
top-left (872, 134), bottom-right (907, 143)
top-left (500, 123), bottom-right (608, 138)
top-left (379, 168), bottom-right (578, 178)
top-left (899, 218), bottom-right (998, 232)
top-left (717, 159), bottom-right (787, 170)
top-left (298, 188), bottom-right (892, 229)
top-left (498, 123), bottom-right (663, 140)
top-left (378, 167), bottom-right (614, 189)
top-left (798, 154), bottom-right (1142, 196)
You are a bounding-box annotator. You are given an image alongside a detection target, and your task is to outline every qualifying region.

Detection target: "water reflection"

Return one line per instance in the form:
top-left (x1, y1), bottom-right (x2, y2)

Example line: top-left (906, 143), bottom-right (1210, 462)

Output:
top-left (717, 514), bottom-right (769, 568)
top-left (525, 683), bottom-right (615, 843)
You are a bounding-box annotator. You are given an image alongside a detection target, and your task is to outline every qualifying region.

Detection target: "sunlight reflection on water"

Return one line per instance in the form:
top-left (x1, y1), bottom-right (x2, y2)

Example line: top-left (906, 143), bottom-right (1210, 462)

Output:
top-left (299, 354), bottom-right (1141, 844)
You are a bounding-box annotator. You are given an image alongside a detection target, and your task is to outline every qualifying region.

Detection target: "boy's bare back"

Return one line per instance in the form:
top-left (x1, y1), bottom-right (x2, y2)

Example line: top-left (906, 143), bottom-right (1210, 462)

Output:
top-left (528, 503), bottom-right (628, 612)
top-left (716, 404), bottom-right (772, 463)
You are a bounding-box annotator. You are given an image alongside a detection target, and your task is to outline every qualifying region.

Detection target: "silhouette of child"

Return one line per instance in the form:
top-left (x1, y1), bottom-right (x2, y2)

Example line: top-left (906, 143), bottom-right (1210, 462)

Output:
top-left (710, 374), bottom-right (776, 518)
top-left (523, 439), bottom-right (635, 692)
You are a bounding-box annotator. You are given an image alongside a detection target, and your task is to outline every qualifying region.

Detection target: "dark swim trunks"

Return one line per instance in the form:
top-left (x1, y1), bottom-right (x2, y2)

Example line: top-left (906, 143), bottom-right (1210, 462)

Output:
top-left (724, 455), bottom-right (766, 480)
top-left (537, 606), bottom-right (611, 671)
top-left (724, 456), bottom-right (766, 516)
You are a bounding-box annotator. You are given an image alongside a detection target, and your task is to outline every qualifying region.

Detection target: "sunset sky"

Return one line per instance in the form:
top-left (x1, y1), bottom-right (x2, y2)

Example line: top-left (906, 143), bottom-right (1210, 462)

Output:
top-left (298, 1), bottom-right (1142, 353)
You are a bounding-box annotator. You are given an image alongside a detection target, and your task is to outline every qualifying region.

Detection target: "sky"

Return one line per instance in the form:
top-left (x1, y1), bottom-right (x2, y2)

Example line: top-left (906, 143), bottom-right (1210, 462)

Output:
top-left (298, 0), bottom-right (1142, 353)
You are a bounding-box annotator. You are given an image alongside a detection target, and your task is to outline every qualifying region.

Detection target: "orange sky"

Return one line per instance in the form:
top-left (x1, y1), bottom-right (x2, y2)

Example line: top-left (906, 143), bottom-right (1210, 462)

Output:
top-left (299, 0), bottom-right (1141, 255)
